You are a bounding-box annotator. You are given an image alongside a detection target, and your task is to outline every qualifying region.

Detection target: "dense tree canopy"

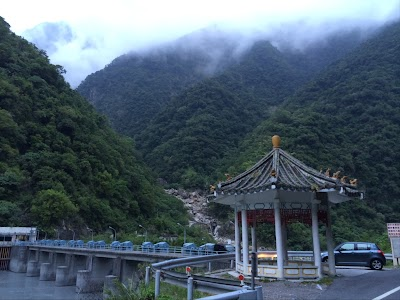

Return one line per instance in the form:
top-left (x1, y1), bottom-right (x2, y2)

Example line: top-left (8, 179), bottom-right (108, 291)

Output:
top-left (76, 20), bottom-right (400, 248)
top-left (0, 17), bottom-right (188, 237)
top-left (3, 14), bottom-right (399, 250)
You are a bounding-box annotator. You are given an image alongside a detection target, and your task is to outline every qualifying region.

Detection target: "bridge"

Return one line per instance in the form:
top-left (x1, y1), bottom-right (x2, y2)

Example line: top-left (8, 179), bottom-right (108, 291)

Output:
top-left (2, 241), bottom-right (394, 299)
top-left (2, 241), bottom-right (234, 296)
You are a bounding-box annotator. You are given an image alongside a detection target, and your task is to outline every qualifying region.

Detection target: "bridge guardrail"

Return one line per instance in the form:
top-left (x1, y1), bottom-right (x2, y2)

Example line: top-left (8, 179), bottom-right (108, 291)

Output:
top-left (4, 241), bottom-right (394, 260)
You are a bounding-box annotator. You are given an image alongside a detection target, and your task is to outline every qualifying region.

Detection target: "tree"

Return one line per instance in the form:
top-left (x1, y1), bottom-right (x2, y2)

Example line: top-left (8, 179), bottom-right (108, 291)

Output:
top-left (31, 189), bottom-right (78, 228)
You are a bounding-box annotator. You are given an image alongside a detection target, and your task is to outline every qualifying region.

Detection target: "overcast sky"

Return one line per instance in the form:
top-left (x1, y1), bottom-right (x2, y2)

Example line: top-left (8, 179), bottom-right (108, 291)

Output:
top-left (2, 0), bottom-right (399, 87)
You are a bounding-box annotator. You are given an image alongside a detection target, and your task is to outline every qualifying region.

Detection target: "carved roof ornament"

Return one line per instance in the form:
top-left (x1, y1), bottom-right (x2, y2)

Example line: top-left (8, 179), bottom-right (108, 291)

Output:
top-left (213, 135), bottom-right (364, 206)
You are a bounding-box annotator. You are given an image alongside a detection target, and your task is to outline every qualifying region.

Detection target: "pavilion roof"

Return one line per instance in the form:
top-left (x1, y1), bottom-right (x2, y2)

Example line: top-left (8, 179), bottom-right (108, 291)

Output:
top-left (213, 136), bottom-right (364, 204)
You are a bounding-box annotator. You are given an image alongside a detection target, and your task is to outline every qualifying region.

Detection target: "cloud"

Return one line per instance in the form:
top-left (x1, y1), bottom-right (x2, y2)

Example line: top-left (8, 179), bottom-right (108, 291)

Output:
top-left (2, 0), bottom-right (399, 87)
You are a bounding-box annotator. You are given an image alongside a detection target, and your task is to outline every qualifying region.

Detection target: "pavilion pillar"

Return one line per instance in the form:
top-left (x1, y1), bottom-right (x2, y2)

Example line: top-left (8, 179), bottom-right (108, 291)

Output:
top-left (311, 199), bottom-right (322, 279)
top-left (325, 202), bottom-right (336, 276)
top-left (274, 201), bottom-right (284, 279)
top-left (234, 206), bottom-right (240, 272)
top-left (251, 211), bottom-right (257, 252)
top-left (241, 209), bottom-right (249, 274)
top-left (281, 221), bottom-right (288, 264)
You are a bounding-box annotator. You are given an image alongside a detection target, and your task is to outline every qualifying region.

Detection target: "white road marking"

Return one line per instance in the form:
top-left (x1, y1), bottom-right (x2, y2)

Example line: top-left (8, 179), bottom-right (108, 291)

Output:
top-left (372, 286), bottom-right (400, 300)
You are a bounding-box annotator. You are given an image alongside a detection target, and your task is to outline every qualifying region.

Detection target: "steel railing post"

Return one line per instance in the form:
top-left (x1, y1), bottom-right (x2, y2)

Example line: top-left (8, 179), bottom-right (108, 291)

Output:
top-left (145, 266), bottom-right (150, 286)
top-left (255, 285), bottom-right (263, 300)
top-left (187, 276), bottom-right (193, 300)
top-left (155, 270), bottom-right (161, 298)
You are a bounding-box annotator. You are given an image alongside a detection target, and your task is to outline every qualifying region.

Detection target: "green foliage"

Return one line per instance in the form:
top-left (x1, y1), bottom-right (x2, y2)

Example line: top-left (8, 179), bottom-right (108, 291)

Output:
top-left (105, 279), bottom-right (210, 300)
top-left (0, 16), bottom-right (190, 237)
top-left (31, 189), bottom-right (78, 228)
top-left (226, 22), bottom-right (400, 247)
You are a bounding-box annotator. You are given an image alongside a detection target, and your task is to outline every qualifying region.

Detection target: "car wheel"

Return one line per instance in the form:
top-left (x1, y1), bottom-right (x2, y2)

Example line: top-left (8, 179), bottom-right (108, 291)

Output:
top-left (370, 258), bottom-right (383, 270)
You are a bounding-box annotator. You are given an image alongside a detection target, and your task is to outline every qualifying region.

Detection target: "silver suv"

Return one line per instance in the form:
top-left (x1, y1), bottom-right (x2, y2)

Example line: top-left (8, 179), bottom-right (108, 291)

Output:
top-left (321, 242), bottom-right (386, 270)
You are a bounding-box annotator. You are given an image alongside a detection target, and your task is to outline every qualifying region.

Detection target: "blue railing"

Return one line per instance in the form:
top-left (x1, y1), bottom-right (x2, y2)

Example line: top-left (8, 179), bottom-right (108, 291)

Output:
top-left (5, 241), bottom-right (394, 260)
top-left (9, 239), bottom-right (234, 256)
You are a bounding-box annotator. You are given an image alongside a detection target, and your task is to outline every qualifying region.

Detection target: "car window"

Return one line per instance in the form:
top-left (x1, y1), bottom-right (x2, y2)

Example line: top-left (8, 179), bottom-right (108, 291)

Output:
top-left (340, 243), bottom-right (355, 251)
top-left (370, 243), bottom-right (378, 250)
top-left (357, 243), bottom-right (369, 250)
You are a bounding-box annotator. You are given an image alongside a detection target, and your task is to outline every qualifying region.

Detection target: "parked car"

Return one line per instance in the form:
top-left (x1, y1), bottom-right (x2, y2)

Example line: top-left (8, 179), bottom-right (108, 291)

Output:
top-left (224, 244), bottom-right (235, 252)
top-left (321, 242), bottom-right (386, 270)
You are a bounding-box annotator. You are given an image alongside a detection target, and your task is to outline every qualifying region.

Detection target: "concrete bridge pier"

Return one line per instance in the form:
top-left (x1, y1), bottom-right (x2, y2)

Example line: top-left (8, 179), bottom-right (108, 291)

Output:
top-left (9, 246), bottom-right (28, 272)
top-left (120, 260), bottom-right (140, 286)
top-left (55, 266), bottom-right (69, 286)
top-left (26, 260), bottom-right (40, 277)
top-left (39, 252), bottom-right (59, 281)
top-left (76, 269), bottom-right (103, 293)
top-left (103, 275), bottom-right (118, 299)
top-left (39, 262), bottom-right (55, 281)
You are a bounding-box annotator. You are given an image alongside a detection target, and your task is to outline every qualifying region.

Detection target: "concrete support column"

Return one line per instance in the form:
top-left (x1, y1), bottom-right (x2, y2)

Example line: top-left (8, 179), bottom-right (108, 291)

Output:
top-left (76, 270), bottom-right (92, 293)
top-left (241, 209), bottom-right (249, 274)
top-left (104, 275), bottom-right (118, 299)
top-left (274, 202), bottom-right (284, 279)
top-left (26, 260), bottom-right (40, 277)
top-left (234, 206), bottom-right (240, 272)
top-left (39, 262), bottom-right (54, 281)
top-left (326, 202), bottom-right (336, 276)
top-left (9, 246), bottom-right (28, 273)
top-left (311, 201), bottom-right (322, 279)
top-left (55, 266), bottom-right (69, 286)
top-left (113, 257), bottom-right (121, 277)
top-left (27, 249), bottom-right (39, 262)
top-left (86, 255), bottom-right (93, 271)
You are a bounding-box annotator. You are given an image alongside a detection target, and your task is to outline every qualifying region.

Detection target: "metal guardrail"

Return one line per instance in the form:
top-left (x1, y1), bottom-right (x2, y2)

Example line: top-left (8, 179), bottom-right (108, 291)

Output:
top-left (6, 241), bottom-right (394, 260)
top-left (151, 253), bottom-right (263, 299)
top-left (8, 240), bottom-right (233, 257)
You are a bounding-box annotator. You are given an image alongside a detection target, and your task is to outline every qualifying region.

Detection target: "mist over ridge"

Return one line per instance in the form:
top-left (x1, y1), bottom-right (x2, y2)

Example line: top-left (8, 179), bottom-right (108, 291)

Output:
top-left (19, 4), bottom-right (400, 88)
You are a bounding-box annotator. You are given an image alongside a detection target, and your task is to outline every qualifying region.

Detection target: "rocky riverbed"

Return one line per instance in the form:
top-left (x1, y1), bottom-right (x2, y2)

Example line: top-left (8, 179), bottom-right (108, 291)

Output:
top-left (165, 188), bottom-right (234, 243)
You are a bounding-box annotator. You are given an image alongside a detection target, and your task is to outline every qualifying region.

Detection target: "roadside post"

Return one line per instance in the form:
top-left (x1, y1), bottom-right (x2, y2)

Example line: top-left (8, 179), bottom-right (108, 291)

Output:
top-left (238, 273), bottom-right (245, 286)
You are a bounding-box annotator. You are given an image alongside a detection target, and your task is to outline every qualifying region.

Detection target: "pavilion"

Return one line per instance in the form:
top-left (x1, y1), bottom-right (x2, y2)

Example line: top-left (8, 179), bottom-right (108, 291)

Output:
top-left (212, 135), bottom-right (364, 279)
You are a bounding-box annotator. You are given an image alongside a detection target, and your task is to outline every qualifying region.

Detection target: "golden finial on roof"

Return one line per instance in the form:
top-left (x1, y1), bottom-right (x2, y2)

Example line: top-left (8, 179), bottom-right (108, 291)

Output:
top-left (272, 135), bottom-right (281, 148)
top-left (332, 171), bottom-right (341, 179)
top-left (350, 179), bottom-right (358, 186)
top-left (341, 176), bottom-right (348, 184)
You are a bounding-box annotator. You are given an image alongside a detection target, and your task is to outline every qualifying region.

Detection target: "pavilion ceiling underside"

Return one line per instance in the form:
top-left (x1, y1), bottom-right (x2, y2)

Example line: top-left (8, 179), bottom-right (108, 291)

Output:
top-left (240, 209), bottom-right (328, 225)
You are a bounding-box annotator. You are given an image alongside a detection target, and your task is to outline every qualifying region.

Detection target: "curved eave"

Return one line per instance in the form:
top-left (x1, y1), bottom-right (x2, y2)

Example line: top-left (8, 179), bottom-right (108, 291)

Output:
top-left (213, 185), bottom-right (364, 207)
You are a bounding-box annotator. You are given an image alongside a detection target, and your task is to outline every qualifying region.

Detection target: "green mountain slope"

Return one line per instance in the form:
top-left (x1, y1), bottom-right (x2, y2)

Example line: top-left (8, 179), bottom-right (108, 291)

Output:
top-left (76, 28), bottom-right (241, 138)
top-left (136, 40), bottom-right (308, 187)
top-left (77, 27), bottom-right (369, 189)
top-left (76, 27), bottom-right (366, 138)
top-left (219, 21), bottom-right (400, 243)
top-left (0, 17), bottom-right (187, 236)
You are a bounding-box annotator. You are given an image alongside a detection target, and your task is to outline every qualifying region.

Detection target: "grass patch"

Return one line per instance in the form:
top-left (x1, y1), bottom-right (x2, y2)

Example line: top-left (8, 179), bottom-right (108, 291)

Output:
top-left (104, 279), bottom-right (211, 300)
top-left (315, 276), bottom-right (334, 285)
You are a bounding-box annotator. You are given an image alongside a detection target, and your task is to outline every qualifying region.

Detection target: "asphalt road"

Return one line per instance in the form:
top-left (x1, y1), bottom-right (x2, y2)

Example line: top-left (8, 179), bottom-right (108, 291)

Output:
top-left (318, 267), bottom-right (400, 300)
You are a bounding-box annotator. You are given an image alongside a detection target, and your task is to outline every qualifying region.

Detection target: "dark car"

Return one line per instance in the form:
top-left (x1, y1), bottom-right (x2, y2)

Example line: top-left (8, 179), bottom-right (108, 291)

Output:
top-left (321, 242), bottom-right (386, 270)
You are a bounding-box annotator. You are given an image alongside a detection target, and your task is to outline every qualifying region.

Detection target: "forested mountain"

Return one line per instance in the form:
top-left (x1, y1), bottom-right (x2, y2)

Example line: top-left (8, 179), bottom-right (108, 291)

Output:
top-left (77, 27), bottom-right (368, 140)
top-left (218, 21), bottom-right (400, 244)
top-left (0, 17), bottom-right (188, 238)
top-left (75, 20), bottom-right (399, 249)
top-left (78, 28), bottom-right (369, 188)
top-left (76, 28), bottom-right (243, 137)
top-left (136, 40), bottom-right (305, 187)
